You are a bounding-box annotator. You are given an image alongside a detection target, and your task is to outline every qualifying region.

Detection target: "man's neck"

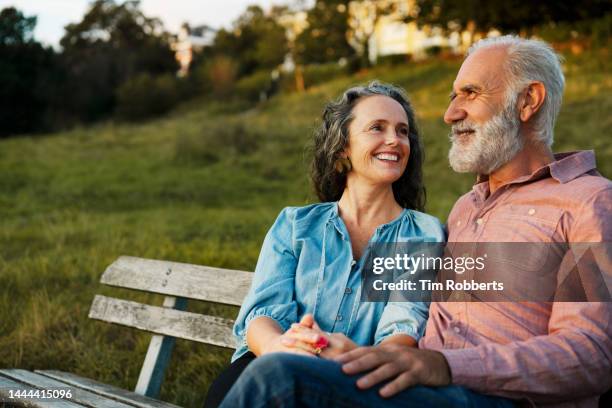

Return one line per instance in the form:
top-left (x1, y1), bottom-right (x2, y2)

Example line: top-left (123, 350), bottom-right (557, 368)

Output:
top-left (487, 139), bottom-right (555, 194)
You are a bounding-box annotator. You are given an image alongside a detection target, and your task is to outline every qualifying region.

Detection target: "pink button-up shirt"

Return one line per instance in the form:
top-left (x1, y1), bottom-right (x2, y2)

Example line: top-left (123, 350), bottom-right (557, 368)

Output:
top-left (419, 151), bottom-right (612, 407)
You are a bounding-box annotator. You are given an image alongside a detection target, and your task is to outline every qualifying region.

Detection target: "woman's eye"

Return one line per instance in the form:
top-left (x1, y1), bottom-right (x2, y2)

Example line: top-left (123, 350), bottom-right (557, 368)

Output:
top-left (370, 124), bottom-right (383, 132)
top-left (398, 127), bottom-right (409, 136)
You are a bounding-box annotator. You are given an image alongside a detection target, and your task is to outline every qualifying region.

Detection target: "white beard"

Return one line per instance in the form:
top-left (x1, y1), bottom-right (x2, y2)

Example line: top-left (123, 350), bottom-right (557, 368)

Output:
top-left (448, 99), bottom-right (523, 175)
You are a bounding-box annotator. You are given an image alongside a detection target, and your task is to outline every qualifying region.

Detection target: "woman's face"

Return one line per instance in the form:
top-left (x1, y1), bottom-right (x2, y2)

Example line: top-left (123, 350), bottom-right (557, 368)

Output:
top-left (343, 95), bottom-right (411, 187)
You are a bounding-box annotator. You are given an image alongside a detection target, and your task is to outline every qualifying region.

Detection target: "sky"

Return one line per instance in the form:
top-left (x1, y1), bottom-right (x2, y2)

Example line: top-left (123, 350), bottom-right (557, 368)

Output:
top-left (0, 0), bottom-right (308, 48)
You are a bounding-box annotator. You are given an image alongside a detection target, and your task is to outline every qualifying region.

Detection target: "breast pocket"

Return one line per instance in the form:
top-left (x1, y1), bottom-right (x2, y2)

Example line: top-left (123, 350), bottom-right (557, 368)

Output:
top-left (479, 205), bottom-right (565, 276)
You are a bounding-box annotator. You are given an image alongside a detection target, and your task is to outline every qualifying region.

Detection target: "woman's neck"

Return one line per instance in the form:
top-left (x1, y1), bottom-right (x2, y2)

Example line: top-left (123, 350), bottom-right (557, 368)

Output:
top-left (337, 180), bottom-right (402, 227)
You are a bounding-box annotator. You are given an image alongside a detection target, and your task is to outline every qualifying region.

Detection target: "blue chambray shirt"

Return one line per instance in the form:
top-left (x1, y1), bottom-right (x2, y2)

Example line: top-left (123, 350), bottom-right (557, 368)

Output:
top-left (231, 202), bottom-right (446, 361)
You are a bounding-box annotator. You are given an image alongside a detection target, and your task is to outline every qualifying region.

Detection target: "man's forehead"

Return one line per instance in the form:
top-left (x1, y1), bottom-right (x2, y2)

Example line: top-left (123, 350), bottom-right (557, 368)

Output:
top-left (452, 46), bottom-right (509, 90)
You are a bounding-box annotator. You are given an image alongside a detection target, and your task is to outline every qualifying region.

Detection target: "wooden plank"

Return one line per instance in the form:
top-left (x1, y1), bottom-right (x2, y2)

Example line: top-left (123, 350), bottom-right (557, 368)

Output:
top-left (34, 371), bottom-right (179, 408)
top-left (0, 373), bottom-right (83, 408)
top-left (134, 296), bottom-right (188, 398)
top-left (89, 295), bottom-right (236, 348)
top-left (0, 370), bottom-right (132, 408)
top-left (100, 256), bottom-right (252, 306)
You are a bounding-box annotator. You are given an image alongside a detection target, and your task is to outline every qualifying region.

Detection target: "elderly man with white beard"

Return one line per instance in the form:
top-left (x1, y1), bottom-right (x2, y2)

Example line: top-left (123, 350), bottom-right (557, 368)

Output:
top-left (220, 36), bottom-right (611, 408)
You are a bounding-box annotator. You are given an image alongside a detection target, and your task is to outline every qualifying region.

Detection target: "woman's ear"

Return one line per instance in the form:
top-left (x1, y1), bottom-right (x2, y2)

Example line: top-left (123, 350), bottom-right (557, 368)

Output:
top-left (519, 82), bottom-right (546, 122)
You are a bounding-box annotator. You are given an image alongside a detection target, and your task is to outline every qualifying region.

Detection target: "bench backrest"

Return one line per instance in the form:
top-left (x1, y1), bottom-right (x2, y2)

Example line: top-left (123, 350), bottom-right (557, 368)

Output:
top-left (88, 256), bottom-right (253, 398)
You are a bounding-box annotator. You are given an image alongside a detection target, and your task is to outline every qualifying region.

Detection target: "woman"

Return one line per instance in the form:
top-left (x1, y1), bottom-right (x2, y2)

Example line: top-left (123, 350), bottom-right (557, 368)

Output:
top-left (204, 81), bottom-right (444, 407)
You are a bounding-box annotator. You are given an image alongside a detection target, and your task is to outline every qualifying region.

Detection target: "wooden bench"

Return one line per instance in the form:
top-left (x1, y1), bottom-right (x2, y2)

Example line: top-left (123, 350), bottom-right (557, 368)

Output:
top-left (0, 256), bottom-right (252, 408)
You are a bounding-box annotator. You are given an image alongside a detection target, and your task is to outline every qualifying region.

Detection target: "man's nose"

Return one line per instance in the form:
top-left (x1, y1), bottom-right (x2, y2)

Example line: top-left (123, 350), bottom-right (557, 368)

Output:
top-left (444, 101), bottom-right (467, 124)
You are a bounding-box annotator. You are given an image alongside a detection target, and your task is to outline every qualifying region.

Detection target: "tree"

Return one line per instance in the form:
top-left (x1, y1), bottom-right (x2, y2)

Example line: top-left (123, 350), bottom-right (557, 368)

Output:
top-left (59, 0), bottom-right (177, 122)
top-left (294, 0), bottom-right (355, 64)
top-left (347, 1), bottom-right (398, 67)
top-left (0, 7), bottom-right (61, 137)
top-left (412, 0), bottom-right (611, 33)
top-left (205, 5), bottom-right (288, 77)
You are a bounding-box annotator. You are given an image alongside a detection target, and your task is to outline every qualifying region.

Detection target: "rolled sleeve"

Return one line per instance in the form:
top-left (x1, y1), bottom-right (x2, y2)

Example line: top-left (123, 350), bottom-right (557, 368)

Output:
top-left (231, 208), bottom-right (299, 361)
top-left (374, 301), bottom-right (429, 344)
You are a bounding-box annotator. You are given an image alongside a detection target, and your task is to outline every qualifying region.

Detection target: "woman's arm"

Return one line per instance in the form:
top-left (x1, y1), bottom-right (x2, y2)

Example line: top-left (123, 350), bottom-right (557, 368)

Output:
top-left (247, 316), bottom-right (315, 357)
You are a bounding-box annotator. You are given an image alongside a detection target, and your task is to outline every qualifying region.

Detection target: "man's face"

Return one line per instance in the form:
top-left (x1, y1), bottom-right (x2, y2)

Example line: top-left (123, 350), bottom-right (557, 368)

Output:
top-left (444, 46), bottom-right (523, 174)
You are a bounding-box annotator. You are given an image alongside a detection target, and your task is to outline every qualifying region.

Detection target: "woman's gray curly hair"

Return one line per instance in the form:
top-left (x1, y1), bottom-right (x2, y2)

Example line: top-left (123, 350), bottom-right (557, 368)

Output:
top-left (310, 81), bottom-right (426, 211)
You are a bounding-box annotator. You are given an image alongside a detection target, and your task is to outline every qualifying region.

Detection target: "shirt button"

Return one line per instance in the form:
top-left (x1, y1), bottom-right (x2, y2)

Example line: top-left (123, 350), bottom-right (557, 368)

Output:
top-left (336, 314), bottom-right (343, 321)
top-left (344, 287), bottom-right (352, 294)
top-left (528, 208), bottom-right (536, 215)
top-left (351, 259), bottom-right (357, 267)
top-left (453, 326), bottom-right (461, 334)
top-left (456, 220), bottom-right (461, 227)
top-left (476, 218), bottom-right (483, 225)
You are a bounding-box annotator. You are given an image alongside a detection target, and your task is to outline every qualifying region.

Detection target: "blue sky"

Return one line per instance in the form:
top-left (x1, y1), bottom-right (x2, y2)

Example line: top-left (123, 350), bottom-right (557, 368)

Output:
top-left (1, 0), bottom-right (306, 48)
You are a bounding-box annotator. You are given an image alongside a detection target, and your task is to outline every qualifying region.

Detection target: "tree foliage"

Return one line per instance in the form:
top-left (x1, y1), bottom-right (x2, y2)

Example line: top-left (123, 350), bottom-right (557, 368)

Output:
top-left (204, 6), bottom-right (288, 77)
top-left (0, 7), bottom-right (63, 137)
top-left (59, 0), bottom-right (177, 122)
top-left (413, 0), bottom-right (612, 32)
top-left (294, 0), bottom-right (355, 64)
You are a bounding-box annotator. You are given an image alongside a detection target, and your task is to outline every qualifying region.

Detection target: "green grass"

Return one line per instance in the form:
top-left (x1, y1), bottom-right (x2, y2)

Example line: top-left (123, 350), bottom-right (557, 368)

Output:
top-left (0, 47), bottom-right (610, 407)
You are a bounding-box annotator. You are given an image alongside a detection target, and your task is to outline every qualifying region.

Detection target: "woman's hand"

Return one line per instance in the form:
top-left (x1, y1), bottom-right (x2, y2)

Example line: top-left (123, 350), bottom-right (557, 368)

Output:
top-left (261, 332), bottom-right (317, 356)
top-left (246, 316), bottom-right (316, 357)
top-left (280, 314), bottom-right (358, 359)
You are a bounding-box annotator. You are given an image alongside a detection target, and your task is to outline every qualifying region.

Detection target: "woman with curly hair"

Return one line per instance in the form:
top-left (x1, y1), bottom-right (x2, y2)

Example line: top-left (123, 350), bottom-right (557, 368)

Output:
top-left (205, 81), bottom-right (444, 407)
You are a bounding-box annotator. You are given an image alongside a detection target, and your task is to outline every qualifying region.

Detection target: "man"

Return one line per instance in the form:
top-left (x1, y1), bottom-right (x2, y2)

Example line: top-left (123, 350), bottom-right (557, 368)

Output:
top-left (219, 36), bottom-right (611, 407)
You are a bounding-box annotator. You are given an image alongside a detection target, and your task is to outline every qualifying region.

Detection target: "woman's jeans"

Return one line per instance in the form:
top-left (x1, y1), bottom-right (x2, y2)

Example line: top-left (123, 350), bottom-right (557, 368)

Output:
top-left (219, 353), bottom-right (516, 408)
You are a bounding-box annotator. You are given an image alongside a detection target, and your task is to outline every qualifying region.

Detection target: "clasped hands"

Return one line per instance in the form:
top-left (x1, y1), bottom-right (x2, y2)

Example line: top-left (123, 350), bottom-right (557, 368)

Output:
top-left (271, 314), bottom-right (451, 397)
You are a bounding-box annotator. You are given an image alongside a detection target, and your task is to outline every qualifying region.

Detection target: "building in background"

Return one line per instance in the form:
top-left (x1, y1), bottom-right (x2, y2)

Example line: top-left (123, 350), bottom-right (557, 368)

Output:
top-left (348, 0), bottom-right (499, 64)
top-left (172, 23), bottom-right (216, 76)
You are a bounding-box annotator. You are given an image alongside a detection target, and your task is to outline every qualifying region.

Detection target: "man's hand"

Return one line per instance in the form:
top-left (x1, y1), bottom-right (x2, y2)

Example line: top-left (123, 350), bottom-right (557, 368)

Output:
top-left (334, 343), bottom-right (452, 398)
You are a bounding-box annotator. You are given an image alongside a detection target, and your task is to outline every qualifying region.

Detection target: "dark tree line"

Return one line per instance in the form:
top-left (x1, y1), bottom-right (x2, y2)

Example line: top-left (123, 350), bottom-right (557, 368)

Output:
top-left (0, 1), bottom-right (177, 137)
top-left (1, 0), bottom-right (609, 138)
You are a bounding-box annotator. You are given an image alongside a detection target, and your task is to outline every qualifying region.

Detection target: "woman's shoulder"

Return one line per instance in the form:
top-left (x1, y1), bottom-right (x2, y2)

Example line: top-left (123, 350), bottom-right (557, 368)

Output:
top-left (276, 202), bottom-right (336, 226)
top-left (402, 209), bottom-right (446, 241)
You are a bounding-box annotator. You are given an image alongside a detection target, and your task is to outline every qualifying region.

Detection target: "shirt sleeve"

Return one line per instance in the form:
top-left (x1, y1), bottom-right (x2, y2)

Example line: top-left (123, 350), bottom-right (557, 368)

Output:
top-left (374, 301), bottom-right (429, 344)
top-left (441, 186), bottom-right (612, 403)
top-left (374, 215), bottom-right (445, 344)
top-left (232, 207), bottom-right (299, 355)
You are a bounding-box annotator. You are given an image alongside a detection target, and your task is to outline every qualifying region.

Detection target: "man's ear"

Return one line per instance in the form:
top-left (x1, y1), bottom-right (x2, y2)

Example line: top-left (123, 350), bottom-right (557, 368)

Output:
top-left (519, 82), bottom-right (546, 122)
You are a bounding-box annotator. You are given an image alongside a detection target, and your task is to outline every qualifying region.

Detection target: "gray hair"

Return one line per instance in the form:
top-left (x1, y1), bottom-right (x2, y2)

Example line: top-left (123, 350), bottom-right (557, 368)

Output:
top-left (468, 35), bottom-right (565, 146)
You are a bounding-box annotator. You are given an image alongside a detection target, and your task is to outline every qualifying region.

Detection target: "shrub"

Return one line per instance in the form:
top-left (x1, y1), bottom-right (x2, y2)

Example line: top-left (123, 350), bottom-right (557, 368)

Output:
top-left (235, 70), bottom-right (274, 102)
top-left (174, 121), bottom-right (259, 165)
top-left (196, 56), bottom-right (239, 98)
top-left (302, 62), bottom-right (347, 88)
top-left (115, 73), bottom-right (178, 121)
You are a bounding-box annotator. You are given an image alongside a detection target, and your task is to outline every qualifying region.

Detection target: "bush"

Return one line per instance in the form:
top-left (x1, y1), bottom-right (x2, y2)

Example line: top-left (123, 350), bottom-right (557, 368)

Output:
top-left (193, 56), bottom-right (239, 98)
top-left (115, 73), bottom-right (178, 121)
top-left (235, 70), bottom-right (273, 102)
top-left (302, 62), bottom-right (347, 88)
top-left (174, 121), bottom-right (259, 165)
top-left (377, 54), bottom-right (411, 66)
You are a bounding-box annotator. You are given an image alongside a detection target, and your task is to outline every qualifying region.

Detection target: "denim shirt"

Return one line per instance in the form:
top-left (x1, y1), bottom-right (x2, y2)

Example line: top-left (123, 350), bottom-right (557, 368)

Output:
top-left (231, 202), bottom-right (446, 361)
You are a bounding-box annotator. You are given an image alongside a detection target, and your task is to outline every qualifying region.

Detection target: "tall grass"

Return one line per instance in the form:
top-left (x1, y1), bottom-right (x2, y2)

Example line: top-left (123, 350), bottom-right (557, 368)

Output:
top-left (0, 48), bottom-right (609, 407)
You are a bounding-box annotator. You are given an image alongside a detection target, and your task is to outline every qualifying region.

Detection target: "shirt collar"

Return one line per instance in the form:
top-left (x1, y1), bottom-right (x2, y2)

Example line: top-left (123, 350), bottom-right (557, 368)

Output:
top-left (472, 150), bottom-right (597, 199)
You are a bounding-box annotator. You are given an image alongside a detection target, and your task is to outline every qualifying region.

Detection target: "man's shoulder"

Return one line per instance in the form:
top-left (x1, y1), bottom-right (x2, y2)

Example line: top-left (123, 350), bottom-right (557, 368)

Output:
top-left (563, 171), bottom-right (612, 199)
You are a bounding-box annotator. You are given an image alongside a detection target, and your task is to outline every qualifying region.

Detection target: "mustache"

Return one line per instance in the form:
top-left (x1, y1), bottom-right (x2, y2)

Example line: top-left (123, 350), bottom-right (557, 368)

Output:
top-left (451, 121), bottom-right (479, 133)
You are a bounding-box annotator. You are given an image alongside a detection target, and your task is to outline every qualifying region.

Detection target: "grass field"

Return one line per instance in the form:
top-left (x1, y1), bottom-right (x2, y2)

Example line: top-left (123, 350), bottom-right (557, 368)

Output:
top-left (0, 48), bottom-right (610, 407)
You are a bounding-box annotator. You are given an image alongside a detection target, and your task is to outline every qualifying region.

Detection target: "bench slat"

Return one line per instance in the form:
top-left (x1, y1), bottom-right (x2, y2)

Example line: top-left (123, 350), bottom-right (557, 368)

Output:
top-left (0, 373), bottom-right (84, 407)
top-left (89, 295), bottom-right (236, 348)
top-left (100, 256), bottom-right (252, 306)
top-left (34, 370), bottom-right (179, 408)
top-left (0, 369), bottom-right (133, 408)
